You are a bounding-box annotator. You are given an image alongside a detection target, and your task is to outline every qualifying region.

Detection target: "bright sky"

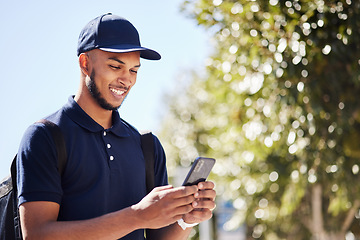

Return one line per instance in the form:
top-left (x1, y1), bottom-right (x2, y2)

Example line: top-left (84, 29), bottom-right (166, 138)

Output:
top-left (0, 0), bottom-right (209, 178)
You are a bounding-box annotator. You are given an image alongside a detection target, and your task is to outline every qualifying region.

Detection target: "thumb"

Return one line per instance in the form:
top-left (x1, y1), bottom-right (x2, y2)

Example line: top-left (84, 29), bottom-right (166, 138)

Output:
top-left (151, 185), bottom-right (173, 192)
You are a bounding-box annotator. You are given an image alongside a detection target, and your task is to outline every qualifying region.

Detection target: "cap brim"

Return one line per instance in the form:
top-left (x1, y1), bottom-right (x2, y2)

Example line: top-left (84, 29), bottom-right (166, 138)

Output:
top-left (99, 46), bottom-right (161, 60)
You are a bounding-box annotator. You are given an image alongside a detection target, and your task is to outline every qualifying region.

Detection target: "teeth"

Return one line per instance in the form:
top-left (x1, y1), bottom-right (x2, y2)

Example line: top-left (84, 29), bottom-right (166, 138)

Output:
top-left (110, 88), bottom-right (125, 95)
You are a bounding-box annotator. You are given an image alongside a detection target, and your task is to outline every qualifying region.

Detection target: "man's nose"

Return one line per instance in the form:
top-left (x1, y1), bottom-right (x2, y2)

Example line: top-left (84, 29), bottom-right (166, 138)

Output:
top-left (117, 70), bottom-right (134, 85)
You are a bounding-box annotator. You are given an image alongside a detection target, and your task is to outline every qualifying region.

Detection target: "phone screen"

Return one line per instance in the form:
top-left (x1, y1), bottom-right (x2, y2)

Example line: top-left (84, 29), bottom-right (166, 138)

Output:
top-left (182, 157), bottom-right (216, 186)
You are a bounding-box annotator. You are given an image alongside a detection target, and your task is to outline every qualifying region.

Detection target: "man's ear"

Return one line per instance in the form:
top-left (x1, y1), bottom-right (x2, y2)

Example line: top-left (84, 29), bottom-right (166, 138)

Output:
top-left (79, 53), bottom-right (90, 76)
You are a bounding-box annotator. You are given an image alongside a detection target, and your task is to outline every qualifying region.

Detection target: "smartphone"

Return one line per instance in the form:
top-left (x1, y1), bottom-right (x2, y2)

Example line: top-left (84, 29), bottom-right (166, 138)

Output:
top-left (182, 157), bottom-right (216, 186)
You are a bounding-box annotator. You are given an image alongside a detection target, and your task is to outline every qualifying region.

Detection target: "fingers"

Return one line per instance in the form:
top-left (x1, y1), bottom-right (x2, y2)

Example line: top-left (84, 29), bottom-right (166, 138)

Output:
top-left (153, 185), bottom-right (198, 197)
top-left (197, 181), bottom-right (215, 190)
top-left (190, 181), bottom-right (217, 217)
top-left (170, 185), bottom-right (198, 198)
top-left (173, 201), bottom-right (194, 216)
top-left (159, 185), bottom-right (205, 218)
top-left (140, 182), bottom-right (216, 228)
top-left (150, 185), bottom-right (198, 213)
top-left (168, 194), bottom-right (195, 216)
top-left (194, 188), bottom-right (216, 200)
top-left (194, 181), bottom-right (216, 202)
top-left (151, 185), bottom-right (174, 192)
top-left (182, 208), bottom-right (213, 224)
top-left (151, 183), bottom-right (215, 213)
top-left (134, 185), bottom-right (199, 229)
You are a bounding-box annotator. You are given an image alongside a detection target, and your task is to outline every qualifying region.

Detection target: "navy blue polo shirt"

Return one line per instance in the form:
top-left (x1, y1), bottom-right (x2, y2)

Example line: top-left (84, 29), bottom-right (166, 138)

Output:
top-left (17, 96), bottom-right (168, 239)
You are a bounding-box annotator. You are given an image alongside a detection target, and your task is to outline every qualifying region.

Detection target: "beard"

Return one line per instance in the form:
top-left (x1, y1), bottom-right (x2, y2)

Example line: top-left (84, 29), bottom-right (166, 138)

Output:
top-left (87, 70), bottom-right (124, 111)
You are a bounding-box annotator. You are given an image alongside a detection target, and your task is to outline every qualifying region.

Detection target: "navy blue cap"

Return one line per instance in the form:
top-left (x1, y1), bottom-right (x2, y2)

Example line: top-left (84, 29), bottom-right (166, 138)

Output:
top-left (77, 13), bottom-right (161, 60)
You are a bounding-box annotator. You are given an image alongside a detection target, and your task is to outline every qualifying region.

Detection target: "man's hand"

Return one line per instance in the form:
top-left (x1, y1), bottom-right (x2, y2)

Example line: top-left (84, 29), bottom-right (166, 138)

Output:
top-left (131, 185), bottom-right (198, 229)
top-left (182, 181), bottom-right (216, 224)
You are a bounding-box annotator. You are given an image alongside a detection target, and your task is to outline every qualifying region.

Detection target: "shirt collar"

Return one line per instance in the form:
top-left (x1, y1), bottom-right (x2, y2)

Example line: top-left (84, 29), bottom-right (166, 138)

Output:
top-left (63, 96), bottom-right (130, 137)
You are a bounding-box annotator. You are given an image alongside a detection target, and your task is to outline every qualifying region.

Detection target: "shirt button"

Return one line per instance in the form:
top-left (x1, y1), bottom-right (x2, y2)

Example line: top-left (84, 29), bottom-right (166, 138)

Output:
top-left (107, 144), bottom-right (111, 149)
top-left (110, 156), bottom-right (114, 161)
top-left (103, 131), bottom-right (107, 136)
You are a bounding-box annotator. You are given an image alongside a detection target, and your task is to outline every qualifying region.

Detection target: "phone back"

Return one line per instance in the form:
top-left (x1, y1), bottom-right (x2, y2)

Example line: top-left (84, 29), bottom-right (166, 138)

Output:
top-left (182, 157), bottom-right (215, 186)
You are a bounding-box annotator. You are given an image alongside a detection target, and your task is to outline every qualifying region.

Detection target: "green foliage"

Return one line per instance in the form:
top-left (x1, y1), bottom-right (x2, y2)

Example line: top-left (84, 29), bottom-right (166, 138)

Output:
top-left (161, 0), bottom-right (360, 239)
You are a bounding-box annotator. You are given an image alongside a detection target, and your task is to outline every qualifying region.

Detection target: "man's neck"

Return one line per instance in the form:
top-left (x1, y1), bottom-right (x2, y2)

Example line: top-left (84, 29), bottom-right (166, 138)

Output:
top-left (74, 93), bottom-right (113, 129)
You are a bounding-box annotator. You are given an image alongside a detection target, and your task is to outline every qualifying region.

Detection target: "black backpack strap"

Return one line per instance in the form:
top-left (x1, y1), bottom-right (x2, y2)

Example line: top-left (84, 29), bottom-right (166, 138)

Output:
top-left (140, 132), bottom-right (155, 194)
top-left (10, 155), bottom-right (21, 239)
top-left (36, 119), bottom-right (67, 175)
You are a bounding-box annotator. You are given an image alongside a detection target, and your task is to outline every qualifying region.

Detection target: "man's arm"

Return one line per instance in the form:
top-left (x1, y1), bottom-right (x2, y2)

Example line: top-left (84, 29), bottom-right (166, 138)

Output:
top-left (147, 181), bottom-right (217, 240)
top-left (20, 185), bottom-right (198, 240)
top-left (20, 201), bottom-right (140, 240)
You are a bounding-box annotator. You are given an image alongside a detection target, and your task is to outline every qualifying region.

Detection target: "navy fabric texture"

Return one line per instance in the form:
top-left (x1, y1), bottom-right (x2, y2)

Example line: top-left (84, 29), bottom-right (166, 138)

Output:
top-left (16, 96), bottom-right (168, 239)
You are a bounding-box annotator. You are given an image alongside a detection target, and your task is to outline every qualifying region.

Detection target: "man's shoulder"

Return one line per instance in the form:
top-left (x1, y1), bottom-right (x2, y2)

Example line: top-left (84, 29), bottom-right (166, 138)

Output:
top-left (118, 118), bottom-right (161, 145)
top-left (119, 118), bottom-right (140, 134)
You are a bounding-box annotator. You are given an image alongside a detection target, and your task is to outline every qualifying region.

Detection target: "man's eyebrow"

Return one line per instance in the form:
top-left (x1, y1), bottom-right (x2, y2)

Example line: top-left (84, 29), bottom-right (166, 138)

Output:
top-left (108, 57), bottom-right (141, 68)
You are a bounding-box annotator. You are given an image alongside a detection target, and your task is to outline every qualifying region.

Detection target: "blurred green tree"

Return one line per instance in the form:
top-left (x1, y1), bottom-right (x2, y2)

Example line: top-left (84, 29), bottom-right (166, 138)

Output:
top-left (160, 0), bottom-right (360, 239)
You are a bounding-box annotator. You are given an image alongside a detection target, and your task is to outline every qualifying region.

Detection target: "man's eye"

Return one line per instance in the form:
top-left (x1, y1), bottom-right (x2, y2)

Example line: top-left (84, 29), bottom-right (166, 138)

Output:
top-left (110, 65), bottom-right (120, 69)
top-left (131, 70), bottom-right (138, 74)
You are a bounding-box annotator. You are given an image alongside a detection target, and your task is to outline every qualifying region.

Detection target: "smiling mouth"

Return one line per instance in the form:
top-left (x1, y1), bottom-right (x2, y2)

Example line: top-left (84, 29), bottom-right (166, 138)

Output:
top-left (110, 87), bottom-right (127, 96)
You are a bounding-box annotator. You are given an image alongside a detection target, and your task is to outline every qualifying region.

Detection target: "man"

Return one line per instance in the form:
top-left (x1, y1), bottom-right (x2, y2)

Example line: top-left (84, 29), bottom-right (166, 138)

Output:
top-left (16, 13), bottom-right (216, 239)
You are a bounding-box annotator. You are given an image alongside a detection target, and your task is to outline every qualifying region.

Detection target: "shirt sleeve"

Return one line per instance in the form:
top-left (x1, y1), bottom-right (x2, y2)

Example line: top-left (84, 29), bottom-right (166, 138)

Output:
top-left (16, 122), bottom-right (63, 206)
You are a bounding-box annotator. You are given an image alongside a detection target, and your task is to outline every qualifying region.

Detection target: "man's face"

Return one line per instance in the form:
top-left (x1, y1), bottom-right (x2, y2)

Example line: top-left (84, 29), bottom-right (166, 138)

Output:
top-left (85, 50), bottom-right (141, 111)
